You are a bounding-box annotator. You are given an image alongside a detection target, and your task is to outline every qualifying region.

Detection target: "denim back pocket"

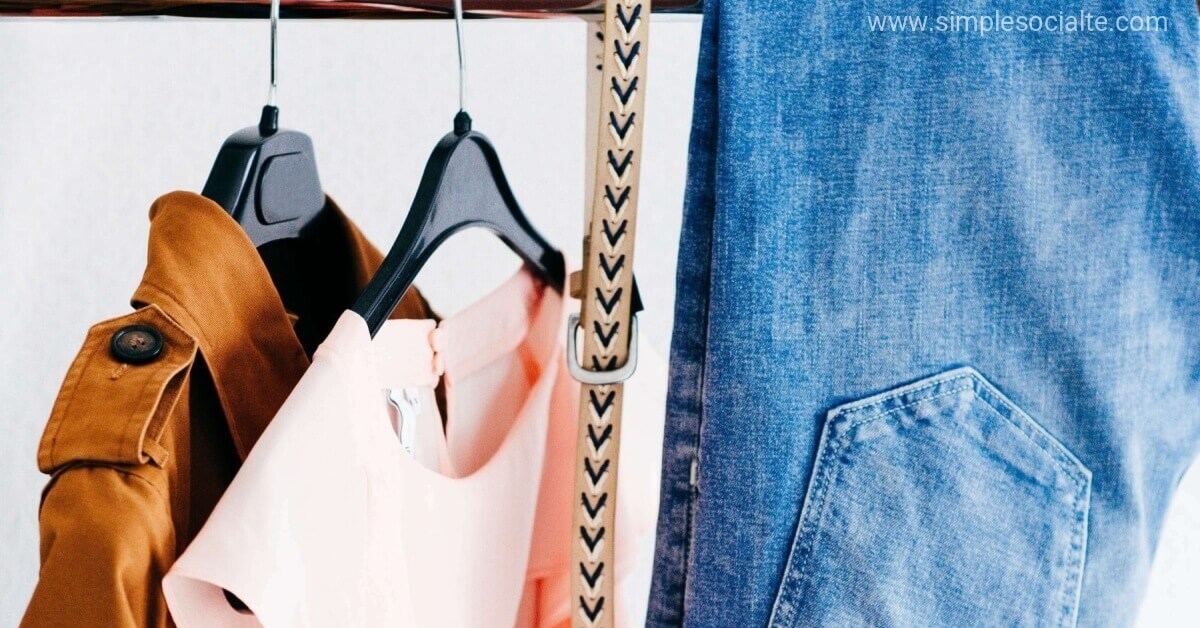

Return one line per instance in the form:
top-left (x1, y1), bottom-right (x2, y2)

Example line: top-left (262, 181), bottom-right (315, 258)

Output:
top-left (769, 367), bottom-right (1091, 628)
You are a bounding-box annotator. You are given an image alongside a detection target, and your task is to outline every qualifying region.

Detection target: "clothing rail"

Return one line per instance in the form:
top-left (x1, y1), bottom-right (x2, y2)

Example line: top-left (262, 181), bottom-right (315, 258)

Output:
top-left (0, 0), bottom-right (697, 18)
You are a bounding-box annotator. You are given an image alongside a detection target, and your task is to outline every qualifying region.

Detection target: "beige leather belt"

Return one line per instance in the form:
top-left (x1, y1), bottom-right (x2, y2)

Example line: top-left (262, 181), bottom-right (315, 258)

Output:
top-left (567, 0), bottom-right (649, 625)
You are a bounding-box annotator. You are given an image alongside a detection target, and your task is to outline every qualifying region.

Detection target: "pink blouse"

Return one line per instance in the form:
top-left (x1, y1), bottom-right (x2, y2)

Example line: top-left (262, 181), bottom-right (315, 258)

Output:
top-left (162, 269), bottom-right (665, 627)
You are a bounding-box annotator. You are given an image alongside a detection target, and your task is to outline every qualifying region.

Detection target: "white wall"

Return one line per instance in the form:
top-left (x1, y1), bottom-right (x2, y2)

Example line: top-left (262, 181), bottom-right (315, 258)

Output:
top-left (0, 16), bottom-right (1195, 626)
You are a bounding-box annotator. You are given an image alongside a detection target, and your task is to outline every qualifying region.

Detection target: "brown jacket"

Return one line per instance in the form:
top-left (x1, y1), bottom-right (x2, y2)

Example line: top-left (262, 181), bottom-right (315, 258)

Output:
top-left (23, 191), bottom-right (429, 627)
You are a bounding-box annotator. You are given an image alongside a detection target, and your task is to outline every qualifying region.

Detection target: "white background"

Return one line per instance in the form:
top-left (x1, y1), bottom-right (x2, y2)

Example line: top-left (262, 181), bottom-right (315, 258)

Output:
top-left (0, 16), bottom-right (1196, 625)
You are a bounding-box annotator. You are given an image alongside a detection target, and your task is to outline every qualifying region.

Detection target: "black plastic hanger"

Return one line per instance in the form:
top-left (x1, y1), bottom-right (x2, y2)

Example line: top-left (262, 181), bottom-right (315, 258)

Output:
top-left (201, 0), bottom-right (325, 247)
top-left (351, 0), bottom-right (564, 337)
top-left (202, 105), bottom-right (325, 246)
top-left (352, 110), bottom-right (565, 336)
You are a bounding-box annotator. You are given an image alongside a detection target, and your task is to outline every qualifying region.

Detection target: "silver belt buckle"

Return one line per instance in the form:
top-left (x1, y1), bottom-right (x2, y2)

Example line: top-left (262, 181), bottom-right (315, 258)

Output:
top-left (566, 313), bottom-right (639, 385)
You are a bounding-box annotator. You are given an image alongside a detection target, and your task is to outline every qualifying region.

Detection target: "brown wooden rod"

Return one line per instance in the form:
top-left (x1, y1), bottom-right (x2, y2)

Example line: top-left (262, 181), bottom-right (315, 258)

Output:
top-left (0, 0), bottom-right (696, 19)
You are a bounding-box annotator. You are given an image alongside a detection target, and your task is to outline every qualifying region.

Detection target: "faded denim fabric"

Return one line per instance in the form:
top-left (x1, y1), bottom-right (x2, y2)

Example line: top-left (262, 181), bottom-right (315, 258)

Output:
top-left (649, 1), bottom-right (1200, 626)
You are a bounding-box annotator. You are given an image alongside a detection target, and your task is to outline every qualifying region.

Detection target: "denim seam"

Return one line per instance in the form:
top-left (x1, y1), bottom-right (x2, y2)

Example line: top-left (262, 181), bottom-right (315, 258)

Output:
top-left (1065, 482), bottom-right (1091, 626)
top-left (831, 368), bottom-right (975, 423)
top-left (680, 364), bottom-right (704, 616)
top-left (679, 113), bottom-right (721, 625)
top-left (674, 253), bottom-right (714, 623)
top-left (1059, 483), bottom-right (1089, 627)
top-left (842, 371), bottom-right (1087, 485)
top-left (839, 382), bottom-right (973, 436)
top-left (975, 390), bottom-right (1091, 626)
top-left (975, 388), bottom-right (1090, 486)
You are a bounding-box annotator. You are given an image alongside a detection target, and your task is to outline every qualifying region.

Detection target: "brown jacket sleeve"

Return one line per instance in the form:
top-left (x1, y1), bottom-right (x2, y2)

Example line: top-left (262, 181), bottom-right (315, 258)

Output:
top-left (24, 464), bottom-right (174, 627)
top-left (22, 306), bottom-right (196, 628)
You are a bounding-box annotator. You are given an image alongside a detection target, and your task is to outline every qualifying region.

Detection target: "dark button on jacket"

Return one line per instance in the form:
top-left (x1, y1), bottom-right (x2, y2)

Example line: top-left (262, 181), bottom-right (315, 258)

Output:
top-left (111, 325), bottom-right (164, 364)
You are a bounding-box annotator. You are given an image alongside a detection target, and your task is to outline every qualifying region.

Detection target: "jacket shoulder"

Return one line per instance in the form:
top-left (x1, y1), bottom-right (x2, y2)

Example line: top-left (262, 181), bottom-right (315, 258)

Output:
top-left (37, 304), bottom-right (198, 473)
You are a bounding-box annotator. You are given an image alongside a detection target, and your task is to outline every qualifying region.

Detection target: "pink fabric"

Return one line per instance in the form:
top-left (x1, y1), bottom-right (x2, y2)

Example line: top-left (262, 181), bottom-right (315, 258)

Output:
top-left (162, 269), bottom-right (664, 627)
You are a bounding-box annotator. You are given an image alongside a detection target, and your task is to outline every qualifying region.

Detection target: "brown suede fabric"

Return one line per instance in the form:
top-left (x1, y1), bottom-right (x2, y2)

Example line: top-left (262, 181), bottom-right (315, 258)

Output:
top-left (23, 191), bottom-right (430, 627)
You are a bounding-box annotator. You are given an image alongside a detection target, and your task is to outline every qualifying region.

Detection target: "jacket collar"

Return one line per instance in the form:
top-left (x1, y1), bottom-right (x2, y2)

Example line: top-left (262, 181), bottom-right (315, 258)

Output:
top-left (131, 191), bottom-right (426, 458)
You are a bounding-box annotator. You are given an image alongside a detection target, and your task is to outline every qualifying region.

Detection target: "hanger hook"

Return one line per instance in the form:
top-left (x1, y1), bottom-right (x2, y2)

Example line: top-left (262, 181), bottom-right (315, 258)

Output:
top-left (453, 0), bottom-right (467, 115)
top-left (450, 0), bottom-right (471, 134)
top-left (268, 0), bottom-right (280, 108)
top-left (258, 0), bottom-right (282, 135)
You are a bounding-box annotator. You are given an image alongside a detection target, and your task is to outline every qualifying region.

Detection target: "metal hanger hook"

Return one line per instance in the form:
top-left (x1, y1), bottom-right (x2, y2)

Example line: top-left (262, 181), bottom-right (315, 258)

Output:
top-left (453, 0), bottom-right (466, 114)
top-left (267, 0), bottom-right (280, 107)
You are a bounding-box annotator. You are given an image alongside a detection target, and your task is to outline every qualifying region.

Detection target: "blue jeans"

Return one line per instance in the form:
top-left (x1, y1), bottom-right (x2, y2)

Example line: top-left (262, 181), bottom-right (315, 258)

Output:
top-left (649, 1), bottom-right (1200, 626)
